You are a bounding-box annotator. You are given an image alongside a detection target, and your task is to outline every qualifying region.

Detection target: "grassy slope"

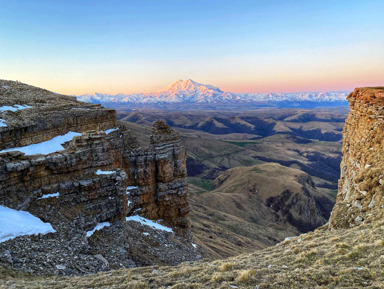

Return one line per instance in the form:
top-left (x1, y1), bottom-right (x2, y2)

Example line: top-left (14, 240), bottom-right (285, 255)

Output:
top-left (189, 163), bottom-right (336, 258)
top-left (2, 216), bottom-right (383, 288)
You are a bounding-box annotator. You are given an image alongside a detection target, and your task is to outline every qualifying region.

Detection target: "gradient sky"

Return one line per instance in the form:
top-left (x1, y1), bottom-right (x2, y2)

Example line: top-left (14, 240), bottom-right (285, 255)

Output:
top-left (0, 0), bottom-right (383, 95)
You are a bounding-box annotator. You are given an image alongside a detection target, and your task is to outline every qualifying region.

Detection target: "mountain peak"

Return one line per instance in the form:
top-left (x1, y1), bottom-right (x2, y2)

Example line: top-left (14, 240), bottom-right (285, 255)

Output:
top-left (166, 79), bottom-right (207, 92)
top-left (77, 80), bottom-right (348, 106)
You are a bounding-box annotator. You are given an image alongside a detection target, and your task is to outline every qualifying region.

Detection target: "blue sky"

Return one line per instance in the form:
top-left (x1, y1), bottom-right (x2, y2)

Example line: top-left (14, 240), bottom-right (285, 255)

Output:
top-left (0, 0), bottom-right (383, 94)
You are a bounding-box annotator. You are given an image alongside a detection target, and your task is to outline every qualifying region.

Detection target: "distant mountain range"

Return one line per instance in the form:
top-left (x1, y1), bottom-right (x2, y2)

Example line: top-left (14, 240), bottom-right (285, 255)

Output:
top-left (76, 79), bottom-right (348, 108)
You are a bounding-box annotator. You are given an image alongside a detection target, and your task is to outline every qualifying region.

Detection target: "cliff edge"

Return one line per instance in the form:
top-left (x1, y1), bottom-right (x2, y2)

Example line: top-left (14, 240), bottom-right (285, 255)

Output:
top-left (329, 87), bottom-right (384, 228)
top-left (0, 80), bottom-right (200, 275)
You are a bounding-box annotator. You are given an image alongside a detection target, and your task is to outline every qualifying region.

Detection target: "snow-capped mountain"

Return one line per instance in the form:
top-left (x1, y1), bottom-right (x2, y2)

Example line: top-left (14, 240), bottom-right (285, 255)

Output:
top-left (76, 79), bottom-right (348, 107)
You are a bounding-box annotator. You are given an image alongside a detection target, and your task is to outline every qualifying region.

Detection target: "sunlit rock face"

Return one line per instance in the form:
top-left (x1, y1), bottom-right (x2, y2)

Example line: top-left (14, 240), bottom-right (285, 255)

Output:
top-left (329, 87), bottom-right (384, 228)
top-left (0, 80), bottom-right (198, 275)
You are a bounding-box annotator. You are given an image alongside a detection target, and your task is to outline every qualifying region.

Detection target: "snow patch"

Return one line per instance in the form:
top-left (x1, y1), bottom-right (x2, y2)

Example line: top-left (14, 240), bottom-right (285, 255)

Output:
top-left (284, 236), bottom-right (294, 241)
top-left (56, 264), bottom-right (66, 270)
top-left (95, 169), bottom-right (115, 175)
top-left (0, 131), bottom-right (81, 155)
top-left (0, 205), bottom-right (56, 243)
top-left (192, 243), bottom-right (197, 248)
top-left (126, 186), bottom-right (138, 195)
top-left (38, 192), bottom-right (60, 200)
top-left (0, 119), bottom-right (6, 127)
top-left (0, 104), bottom-right (31, 112)
top-left (72, 107), bottom-right (90, 110)
top-left (126, 215), bottom-right (173, 233)
top-left (105, 128), bottom-right (119, 135)
top-left (86, 222), bottom-right (111, 237)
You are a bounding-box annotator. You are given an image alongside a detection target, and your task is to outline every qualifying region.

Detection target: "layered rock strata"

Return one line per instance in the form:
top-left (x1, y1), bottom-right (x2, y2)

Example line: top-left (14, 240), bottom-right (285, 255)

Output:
top-left (0, 80), bottom-right (198, 275)
top-left (329, 87), bottom-right (384, 228)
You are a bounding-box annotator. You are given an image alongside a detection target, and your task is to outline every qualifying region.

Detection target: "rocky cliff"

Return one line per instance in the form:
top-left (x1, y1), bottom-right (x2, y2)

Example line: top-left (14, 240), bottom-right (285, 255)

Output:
top-left (0, 80), bottom-right (199, 275)
top-left (329, 87), bottom-right (384, 228)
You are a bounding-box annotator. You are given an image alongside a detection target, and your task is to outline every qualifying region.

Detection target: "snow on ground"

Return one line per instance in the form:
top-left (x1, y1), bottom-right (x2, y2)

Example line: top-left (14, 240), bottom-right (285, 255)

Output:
top-left (95, 169), bottom-right (115, 175)
top-left (0, 119), bottom-right (6, 127)
top-left (38, 192), bottom-right (60, 200)
top-left (0, 205), bottom-right (56, 243)
top-left (126, 186), bottom-right (138, 195)
top-left (105, 128), bottom-right (119, 135)
top-left (86, 222), bottom-right (111, 237)
top-left (125, 215), bottom-right (173, 233)
top-left (192, 243), bottom-right (197, 248)
top-left (0, 131), bottom-right (81, 155)
top-left (72, 107), bottom-right (90, 110)
top-left (0, 104), bottom-right (31, 112)
top-left (126, 186), bottom-right (137, 207)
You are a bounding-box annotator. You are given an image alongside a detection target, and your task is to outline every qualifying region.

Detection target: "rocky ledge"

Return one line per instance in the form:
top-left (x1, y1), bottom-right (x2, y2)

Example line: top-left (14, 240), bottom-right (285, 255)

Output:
top-left (0, 80), bottom-right (200, 275)
top-left (329, 87), bottom-right (384, 228)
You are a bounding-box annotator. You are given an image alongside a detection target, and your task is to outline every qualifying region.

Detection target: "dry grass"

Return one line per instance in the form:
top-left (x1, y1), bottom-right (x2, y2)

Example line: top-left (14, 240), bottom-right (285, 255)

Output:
top-left (2, 217), bottom-right (384, 288)
top-left (220, 262), bottom-right (235, 272)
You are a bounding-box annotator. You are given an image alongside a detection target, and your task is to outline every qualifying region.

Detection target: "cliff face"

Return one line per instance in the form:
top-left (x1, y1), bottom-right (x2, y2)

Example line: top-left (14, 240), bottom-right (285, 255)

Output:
top-left (0, 80), bottom-right (198, 275)
top-left (126, 121), bottom-right (190, 234)
top-left (329, 87), bottom-right (384, 228)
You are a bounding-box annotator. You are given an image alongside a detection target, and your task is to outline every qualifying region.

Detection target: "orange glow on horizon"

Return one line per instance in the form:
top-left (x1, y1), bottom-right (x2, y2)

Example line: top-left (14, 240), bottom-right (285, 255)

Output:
top-left (29, 77), bottom-right (384, 96)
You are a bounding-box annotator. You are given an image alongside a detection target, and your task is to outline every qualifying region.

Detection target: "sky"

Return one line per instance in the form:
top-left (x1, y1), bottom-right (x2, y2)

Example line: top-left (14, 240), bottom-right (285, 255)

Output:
top-left (0, 0), bottom-right (383, 95)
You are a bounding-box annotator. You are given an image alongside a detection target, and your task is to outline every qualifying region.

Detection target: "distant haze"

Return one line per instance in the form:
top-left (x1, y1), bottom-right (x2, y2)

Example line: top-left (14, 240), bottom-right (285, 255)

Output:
top-left (0, 1), bottom-right (383, 94)
top-left (77, 79), bottom-right (349, 109)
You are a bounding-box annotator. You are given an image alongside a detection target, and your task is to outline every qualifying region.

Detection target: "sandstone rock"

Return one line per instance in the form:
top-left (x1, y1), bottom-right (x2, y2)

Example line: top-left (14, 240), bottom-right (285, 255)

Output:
top-left (329, 87), bottom-right (384, 228)
top-left (0, 80), bottom-right (198, 275)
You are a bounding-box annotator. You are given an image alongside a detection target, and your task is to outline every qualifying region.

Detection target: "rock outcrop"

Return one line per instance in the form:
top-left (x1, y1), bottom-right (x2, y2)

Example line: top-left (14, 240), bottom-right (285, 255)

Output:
top-left (0, 80), bottom-right (199, 275)
top-left (329, 87), bottom-right (384, 228)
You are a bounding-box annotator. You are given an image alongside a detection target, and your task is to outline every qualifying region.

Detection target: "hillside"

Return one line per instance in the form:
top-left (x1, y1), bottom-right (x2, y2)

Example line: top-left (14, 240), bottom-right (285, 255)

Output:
top-left (2, 215), bottom-right (384, 288)
top-left (189, 163), bottom-right (334, 258)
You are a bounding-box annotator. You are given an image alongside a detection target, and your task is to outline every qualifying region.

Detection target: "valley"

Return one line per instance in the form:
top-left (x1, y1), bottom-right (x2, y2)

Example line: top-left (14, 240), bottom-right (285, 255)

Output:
top-left (117, 108), bottom-right (348, 257)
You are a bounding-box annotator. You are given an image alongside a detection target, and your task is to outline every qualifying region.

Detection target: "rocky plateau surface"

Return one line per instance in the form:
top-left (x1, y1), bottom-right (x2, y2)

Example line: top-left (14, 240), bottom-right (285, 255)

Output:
top-left (0, 80), bottom-right (200, 275)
